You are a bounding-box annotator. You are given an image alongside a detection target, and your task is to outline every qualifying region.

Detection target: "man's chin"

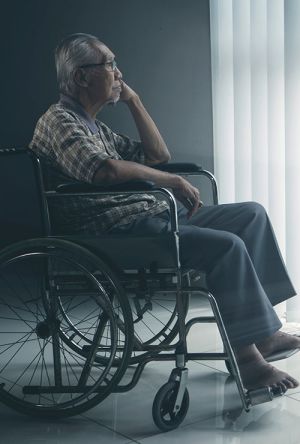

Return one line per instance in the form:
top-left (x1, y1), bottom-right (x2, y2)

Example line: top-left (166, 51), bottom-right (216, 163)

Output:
top-left (107, 94), bottom-right (120, 106)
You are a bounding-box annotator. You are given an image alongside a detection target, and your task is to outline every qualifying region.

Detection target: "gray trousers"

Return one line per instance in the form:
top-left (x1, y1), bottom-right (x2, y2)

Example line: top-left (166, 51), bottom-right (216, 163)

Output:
top-left (111, 202), bottom-right (296, 347)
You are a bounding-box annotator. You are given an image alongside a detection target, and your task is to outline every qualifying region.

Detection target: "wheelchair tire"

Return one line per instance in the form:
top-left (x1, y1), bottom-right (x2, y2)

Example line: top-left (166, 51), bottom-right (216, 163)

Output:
top-left (0, 238), bottom-right (133, 417)
top-left (152, 381), bottom-right (189, 432)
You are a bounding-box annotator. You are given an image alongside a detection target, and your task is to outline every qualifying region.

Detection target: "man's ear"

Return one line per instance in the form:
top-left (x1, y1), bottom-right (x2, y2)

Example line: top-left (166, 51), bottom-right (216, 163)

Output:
top-left (74, 68), bottom-right (89, 88)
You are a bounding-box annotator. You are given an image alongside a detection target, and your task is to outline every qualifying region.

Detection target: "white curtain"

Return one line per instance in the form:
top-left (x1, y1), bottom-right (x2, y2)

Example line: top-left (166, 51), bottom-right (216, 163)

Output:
top-left (210, 0), bottom-right (300, 321)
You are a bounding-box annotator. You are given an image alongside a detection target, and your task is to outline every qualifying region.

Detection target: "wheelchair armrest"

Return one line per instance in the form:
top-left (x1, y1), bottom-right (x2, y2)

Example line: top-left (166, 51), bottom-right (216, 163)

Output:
top-left (56, 180), bottom-right (156, 193)
top-left (153, 162), bottom-right (219, 205)
top-left (152, 162), bottom-right (203, 173)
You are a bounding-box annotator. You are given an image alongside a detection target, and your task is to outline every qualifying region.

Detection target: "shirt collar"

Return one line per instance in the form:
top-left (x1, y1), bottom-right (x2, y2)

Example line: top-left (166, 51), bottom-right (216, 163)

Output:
top-left (59, 94), bottom-right (99, 134)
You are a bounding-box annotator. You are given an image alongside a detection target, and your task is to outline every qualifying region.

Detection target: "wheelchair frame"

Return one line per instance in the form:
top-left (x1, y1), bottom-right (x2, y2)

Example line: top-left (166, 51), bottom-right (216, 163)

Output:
top-left (0, 148), bottom-right (287, 432)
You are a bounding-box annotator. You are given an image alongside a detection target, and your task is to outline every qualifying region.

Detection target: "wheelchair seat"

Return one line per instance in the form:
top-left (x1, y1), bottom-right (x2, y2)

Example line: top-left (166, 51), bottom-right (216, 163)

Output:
top-left (65, 233), bottom-right (179, 271)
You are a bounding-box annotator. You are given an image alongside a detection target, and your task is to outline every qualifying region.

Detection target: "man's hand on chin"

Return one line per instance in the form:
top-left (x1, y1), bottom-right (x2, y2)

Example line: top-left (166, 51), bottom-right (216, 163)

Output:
top-left (108, 81), bottom-right (139, 106)
top-left (119, 81), bottom-right (139, 103)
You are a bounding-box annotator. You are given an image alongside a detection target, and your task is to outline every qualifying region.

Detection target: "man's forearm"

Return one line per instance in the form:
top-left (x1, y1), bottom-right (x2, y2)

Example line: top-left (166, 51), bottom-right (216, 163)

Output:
top-left (126, 94), bottom-right (171, 165)
top-left (94, 158), bottom-right (178, 187)
top-left (93, 159), bottom-right (202, 218)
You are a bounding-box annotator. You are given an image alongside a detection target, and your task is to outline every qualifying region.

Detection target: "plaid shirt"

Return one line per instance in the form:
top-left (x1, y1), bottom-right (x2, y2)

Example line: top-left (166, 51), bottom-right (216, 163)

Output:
top-left (29, 95), bottom-right (168, 234)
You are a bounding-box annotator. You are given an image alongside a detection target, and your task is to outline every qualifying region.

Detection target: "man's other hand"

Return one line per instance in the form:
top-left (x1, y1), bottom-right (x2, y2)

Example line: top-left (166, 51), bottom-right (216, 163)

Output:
top-left (172, 176), bottom-right (202, 219)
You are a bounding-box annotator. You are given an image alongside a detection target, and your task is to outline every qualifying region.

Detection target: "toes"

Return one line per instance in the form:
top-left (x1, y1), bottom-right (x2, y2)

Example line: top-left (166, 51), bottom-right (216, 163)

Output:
top-left (281, 378), bottom-right (293, 389)
top-left (278, 375), bottom-right (299, 390)
top-left (286, 376), bottom-right (299, 388)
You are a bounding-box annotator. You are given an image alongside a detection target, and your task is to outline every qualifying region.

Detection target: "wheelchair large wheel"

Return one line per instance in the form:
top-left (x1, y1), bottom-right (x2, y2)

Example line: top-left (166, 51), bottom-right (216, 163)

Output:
top-left (0, 238), bottom-right (133, 417)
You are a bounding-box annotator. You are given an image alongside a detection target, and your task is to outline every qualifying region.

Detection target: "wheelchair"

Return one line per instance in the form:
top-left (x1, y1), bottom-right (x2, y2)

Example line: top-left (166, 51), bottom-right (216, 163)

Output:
top-left (0, 147), bottom-right (295, 432)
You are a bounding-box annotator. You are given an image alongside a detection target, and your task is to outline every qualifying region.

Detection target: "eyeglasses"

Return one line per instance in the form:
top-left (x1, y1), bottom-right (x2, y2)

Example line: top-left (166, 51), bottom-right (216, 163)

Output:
top-left (79, 60), bottom-right (118, 72)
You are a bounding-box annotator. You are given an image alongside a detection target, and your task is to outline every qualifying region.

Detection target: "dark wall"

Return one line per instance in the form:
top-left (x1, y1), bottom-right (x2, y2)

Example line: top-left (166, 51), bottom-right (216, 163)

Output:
top-left (1, 0), bottom-right (213, 173)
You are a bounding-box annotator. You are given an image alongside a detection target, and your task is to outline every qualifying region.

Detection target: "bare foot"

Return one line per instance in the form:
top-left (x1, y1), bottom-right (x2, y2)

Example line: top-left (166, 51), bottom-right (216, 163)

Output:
top-left (235, 344), bottom-right (299, 391)
top-left (256, 331), bottom-right (300, 358)
top-left (239, 360), bottom-right (299, 391)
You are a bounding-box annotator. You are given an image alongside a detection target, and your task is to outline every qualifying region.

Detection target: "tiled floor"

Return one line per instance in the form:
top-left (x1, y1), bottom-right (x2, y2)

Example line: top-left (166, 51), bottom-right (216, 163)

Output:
top-left (1, 300), bottom-right (300, 444)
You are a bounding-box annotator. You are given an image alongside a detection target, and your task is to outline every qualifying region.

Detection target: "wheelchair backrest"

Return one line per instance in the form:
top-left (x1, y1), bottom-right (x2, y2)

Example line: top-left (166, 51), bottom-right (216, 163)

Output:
top-left (0, 148), bottom-right (49, 249)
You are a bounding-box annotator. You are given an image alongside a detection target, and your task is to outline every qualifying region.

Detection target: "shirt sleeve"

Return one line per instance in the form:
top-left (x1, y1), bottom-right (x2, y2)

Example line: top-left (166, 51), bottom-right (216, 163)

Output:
top-left (41, 109), bottom-right (113, 184)
top-left (98, 121), bottom-right (146, 164)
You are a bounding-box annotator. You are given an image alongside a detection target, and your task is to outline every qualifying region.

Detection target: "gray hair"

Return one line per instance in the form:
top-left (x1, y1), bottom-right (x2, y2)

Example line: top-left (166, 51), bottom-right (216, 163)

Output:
top-left (55, 33), bottom-right (105, 95)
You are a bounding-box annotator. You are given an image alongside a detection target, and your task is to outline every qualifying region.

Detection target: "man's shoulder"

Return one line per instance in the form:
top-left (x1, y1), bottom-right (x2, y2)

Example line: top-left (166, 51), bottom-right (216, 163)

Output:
top-left (38, 103), bottom-right (81, 125)
top-left (30, 103), bottom-right (87, 152)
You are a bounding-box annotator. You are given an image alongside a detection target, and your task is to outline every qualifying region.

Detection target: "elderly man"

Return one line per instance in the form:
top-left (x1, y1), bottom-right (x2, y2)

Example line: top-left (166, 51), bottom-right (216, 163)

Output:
top-left (30, 33), bottom-right (300, 392)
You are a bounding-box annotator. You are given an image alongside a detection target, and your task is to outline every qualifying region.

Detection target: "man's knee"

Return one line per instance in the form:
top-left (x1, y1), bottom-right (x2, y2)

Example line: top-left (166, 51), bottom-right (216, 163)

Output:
top-left (224, 231), bottom-right (246, 252)
top-left (243, 201), bottom-right (267, 221)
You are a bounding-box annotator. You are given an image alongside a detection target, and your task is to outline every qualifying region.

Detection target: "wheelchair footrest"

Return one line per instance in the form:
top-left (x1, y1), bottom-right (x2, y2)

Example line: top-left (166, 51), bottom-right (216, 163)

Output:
top-left (247, 385), bottom-right (283, 406)
top-left (265, 348), bottom-right (299, 363)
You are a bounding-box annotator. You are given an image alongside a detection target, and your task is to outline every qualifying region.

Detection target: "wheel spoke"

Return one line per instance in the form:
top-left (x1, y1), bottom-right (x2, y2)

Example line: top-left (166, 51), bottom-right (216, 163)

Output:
top-left (0, 333), bottom-right (36, 356)
top-left (0, 295), bottom-right (37, 331)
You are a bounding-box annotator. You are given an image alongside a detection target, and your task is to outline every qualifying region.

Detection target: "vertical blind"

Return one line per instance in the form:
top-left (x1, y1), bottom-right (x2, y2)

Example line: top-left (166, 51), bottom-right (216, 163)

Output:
top-left (210, 0), bottom-right (300, 321)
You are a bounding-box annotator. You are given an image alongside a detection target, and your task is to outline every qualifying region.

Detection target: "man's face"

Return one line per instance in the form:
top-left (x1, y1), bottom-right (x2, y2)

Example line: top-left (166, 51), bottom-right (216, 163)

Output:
top-left (84, 44), bottom-right (122, 106)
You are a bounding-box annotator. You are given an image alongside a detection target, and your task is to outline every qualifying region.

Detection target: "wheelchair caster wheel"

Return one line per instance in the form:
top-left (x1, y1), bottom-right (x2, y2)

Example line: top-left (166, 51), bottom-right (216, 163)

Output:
top-left (152, 381), bottom-right (189, 431)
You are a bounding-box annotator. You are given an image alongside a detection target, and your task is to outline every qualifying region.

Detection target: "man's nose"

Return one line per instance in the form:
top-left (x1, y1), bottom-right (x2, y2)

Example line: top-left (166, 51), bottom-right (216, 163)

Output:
top-left (114, 68), bottom-right (122, 79)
